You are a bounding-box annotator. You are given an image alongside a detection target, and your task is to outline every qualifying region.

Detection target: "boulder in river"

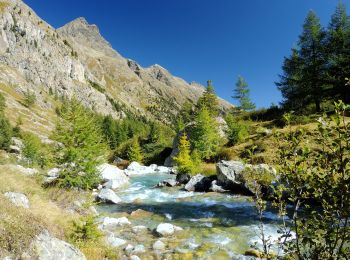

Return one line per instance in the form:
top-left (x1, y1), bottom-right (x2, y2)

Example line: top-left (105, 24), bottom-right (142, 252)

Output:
top-left (96, 188), bottom-right (121, 204)
top-left (98, 163), bottom-right (129, 189)
top-left (29, 230), bottom-right (86, 260)
top-left (184, 174), bottom-right (212, 192)
top-left (176, 173), bottom-right (191, 185)
top-left (4, 192), bottom-right (30, 208)
top-left (216, 160), bottom-right (277, 195)
top-left (156, 179), bottom-right (178, 188)
top-left (155, 223), bottom-right (182, 237)
top-left (124, 162), bottom-right (157, 175)
top-left (209, 180), bottom-right (227, 193)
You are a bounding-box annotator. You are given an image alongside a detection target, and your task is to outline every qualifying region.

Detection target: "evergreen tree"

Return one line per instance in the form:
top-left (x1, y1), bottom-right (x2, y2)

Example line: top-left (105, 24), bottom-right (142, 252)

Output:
top-left (127, 138), bottom-right (144, 163)
top-left (173, 133), bottom-right (196, 174)
top-left (192, 107), bottom-right (221, 160)
top-left (326, 1), bottom-right (350, 103)
top-left (0, 93), bottom-right (12, 151)
top-left (277, 11), bottom-right (328, 111)
top-left (52, 99), bottom-right (108, 189)
top-left (233, 76), bottom-right (255, 111)
top-left (197, 80), bottom-right (219, 116)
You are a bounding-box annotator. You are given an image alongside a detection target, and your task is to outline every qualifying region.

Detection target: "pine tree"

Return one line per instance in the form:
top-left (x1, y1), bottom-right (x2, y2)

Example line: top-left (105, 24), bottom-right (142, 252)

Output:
top-left (192, 106), bottom-right (221, 160)
top-left (173, 133), bottom-right (196, 174)
top-left (0, 93), bottom-right (12, 151)
top-left (277, 11), bottom-right (328, 111)
top-left (233, 76), bottom-right (255, 111)
top-left (127, 138), bottom-right (144, 163)
top-left (326, 2), bottom-right (350, 103)
top-left (197, 80), bottom-right (219, 116)
top-left (52, 99), bottom-right (108, 189)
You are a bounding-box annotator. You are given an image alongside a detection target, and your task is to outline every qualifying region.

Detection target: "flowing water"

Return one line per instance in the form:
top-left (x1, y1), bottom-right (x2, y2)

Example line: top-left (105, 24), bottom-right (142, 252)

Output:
top-left (98, 172), bottom-right (284, 258)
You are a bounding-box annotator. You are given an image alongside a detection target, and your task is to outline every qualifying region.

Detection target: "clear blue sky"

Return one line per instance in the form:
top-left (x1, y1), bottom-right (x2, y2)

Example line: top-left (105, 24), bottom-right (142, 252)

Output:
top-left (24, 0), bottom-right (349, 108)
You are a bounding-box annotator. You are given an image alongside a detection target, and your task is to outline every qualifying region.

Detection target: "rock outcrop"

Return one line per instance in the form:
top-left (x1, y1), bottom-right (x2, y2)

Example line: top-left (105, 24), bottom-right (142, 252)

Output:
top-left (29, 231), bottom-right (86, 260)
top-left (96, 188), bottom-right (121, 204)
top-left (98, 163), bottom-right (129, 189)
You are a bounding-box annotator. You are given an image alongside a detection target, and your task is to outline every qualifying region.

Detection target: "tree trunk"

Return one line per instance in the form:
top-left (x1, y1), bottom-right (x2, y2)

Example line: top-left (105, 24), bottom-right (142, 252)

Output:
top-left (315, 99), bottom-right (321, 112)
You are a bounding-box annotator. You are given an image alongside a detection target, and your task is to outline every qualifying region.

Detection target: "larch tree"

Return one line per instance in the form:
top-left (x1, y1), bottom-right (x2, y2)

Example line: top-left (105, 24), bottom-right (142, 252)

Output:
top-left (233, 76), bottom-right (255, 111)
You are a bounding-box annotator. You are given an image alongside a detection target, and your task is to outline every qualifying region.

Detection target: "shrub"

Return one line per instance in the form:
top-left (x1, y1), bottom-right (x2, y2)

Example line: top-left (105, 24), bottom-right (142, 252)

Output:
top-left (22, 132), bottom-right (45, 166)
top-left (23, 90), bottom-right (36, 108)
top-left (225, 114), bottom-right (249, 146)
top-left (69, 215), bottom-right (102, 243)
top-left (0, 115), bottom-right (12, 151)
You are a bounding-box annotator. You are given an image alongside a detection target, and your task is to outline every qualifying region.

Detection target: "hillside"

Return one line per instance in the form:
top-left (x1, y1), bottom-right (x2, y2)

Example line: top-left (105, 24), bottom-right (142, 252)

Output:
top-left (0, 0), bottom-right (232, 139)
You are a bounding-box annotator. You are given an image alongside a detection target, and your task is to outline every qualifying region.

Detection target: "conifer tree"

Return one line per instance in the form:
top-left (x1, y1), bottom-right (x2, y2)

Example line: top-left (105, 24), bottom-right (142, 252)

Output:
top-left (127, 137), bottom-right (144, 163)
top-left (233, 76), bottom-right (255, 111)
top-left (326, 2), bottom-right (350, 103)
top-left (173, 133), bottom-right (196, 174)
top-left (197, 80), bottom-right (219, 116)
top-left (192, 106), bottom-right (221, 160)
top-left (52, 99), bottom-right (108, 189)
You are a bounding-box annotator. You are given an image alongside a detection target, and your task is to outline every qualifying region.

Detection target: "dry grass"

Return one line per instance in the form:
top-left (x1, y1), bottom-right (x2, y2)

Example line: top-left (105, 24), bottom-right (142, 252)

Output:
top-left (0, 2), bottom-right (9, 13)
top-left (201, 163), bottom-right (217, 177)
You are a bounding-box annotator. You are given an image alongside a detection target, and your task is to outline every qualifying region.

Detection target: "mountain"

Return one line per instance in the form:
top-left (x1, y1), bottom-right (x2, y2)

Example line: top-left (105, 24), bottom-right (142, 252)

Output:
top-left (0, 0), bottom-right (232, 138)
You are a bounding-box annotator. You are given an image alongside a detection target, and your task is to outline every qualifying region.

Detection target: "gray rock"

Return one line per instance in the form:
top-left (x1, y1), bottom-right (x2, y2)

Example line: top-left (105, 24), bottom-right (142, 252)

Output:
top-left (98, 163), bottom-right (129, 189)
top-left (29, 230), bottom-right (86, 260)
top-left (99, 217), bottom-right (131, 230)
top-left (155, 223), bottom-right (182, 237)
top-left (153, 240), bottom-right (166, 250)
top-left (105, 232), bottom-right (126, 247)
top-left (131, 225), bottom-right (147, 234)
top-left (96, 188), bottom-right (121, 204)
top-left (156, 179), bottom-right (177, 188)
top-left (184, 174), bottom-right (212, 192)
top-left (176, 173), bottom-right (191, 184)
top-left (209, 180), bottom-right (227, 193)
top-left (132, 244), bottom-right (146, 254)
top-left (130, 256), bottom-right (141, 260)
top-left (4, 192), bottom-right (30, 208)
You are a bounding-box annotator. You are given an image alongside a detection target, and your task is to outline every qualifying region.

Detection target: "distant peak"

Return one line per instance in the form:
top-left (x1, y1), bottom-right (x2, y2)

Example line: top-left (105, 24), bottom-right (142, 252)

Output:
top-left (71, 17), bottom-right (88, 25)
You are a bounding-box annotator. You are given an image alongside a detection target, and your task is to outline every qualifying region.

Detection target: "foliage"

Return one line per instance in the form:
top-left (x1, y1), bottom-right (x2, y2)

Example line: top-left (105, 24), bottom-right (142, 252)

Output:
top-left (273, 101), bottom-right (350, 258)
top-left (196, 80), bottom-right (219, 116)
top-left (0, 92), bottom-right (5, 112)
top-left (22, 132), bottom-right (47, 167)
top-left (225, 113), bottom-right (249, 145)
top-left (52, 99), bottom-right (108, 190)
top-left (233, 76), bottom-right (255, 111)
top-left (173, 133), bottom-right (198, 174)
top-left (192, 107), bottom-right (222, 160)
top-left (0, 93), bottom-right (12, 151)
top-left (127, 137), bottom-right (144, 163)
top-left (69, 215), bottom-right (102, 243)
top-left (23, 89), bottom-right (36, 108)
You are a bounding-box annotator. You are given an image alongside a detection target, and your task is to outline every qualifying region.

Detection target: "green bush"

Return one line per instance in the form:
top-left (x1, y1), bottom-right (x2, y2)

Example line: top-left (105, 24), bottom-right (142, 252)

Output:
top-left (0, 115), bottom-right (12, 151)
top-left (225, 114), bottom-right (249, 146)
top-left (69, 215), bottom-right (102, 243)
top-left (23, 90), bottom-right (36, 108)
top-left (22, 132), bottom-right (42, 165)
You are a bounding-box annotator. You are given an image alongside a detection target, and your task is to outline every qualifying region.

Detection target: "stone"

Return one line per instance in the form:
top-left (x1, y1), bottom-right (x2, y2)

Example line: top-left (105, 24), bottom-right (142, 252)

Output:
top-left (124, 162), bottom-right (158, 175)
top-left (132, 244), bottom-right (145, 254)
top-left (124, 244), bottom-right (134, 254)
top-left (131, 225), bottom-right (147, 234)
top-left (176, 173), bottom-right (191, 184)
top-left (184, 174), bottom-right (212, 192)
top-left (155, 223), bottom-right (182, 237)
top-left (209, 180), bottom-right (227, 193)
top-left (4, 192), bottom-right (30, 208)
top-left (130, 256), bottom-right (141, 260)
top-left (98, 163), bottom-right (129, 189)
top-left (130, 209), bottom-right (153, 218)
top-left (15, 165), bottom-right (39, 176)
top-left (156, 179), bottom-right (177, 188)
top-left (96, 188), bottom-right (121, 204)
top-left (153, 240), bottom-right (166, 250)
top-left (155, 166), bottom-right (171, 173)
top-left (105, 232), bottom-right (126, 247)
top-left (47, 168), bottom-right (60, 178)
top-left (29, 230), bottom-right (86, 259)
top-left (99, 217), bottom-right (131, 229)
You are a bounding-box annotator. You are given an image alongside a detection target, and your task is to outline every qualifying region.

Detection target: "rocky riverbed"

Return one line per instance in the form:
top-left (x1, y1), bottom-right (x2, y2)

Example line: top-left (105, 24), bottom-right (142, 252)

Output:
top-left (96, 168), bottom-right (284, 259)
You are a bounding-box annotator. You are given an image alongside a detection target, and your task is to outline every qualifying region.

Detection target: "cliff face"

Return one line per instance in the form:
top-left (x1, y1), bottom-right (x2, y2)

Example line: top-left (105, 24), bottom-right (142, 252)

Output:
top-left (0, 0), bottom-right (232, 129)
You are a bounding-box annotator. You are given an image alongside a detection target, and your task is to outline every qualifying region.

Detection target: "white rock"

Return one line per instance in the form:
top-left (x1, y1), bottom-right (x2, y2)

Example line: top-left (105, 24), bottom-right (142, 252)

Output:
top-left (131, 225), bottom-right (147, 234)
top-left (4, 192), bottom-right (30, 208)
top-left (156, 223), bottom-right (175, 236)
top-left (98, 164), bottom-right (129, 189)
top-left (124, 244), bottom-right (134, 254)
top-left (96, 188), bottom-right (121, 204)
top-left (133, 244), bottom-right (145, 253)
top-left (153, 240), bottom-right (165, 250)
top-left (105, 232), bottom-right (126, 247)
top-left (100, 217), bottom-right (131, 229)
top-left (47, 168), bottom-right (60, 177)
top-left (30, 230), bottom-right (86, 259)
top-left (174, 225), bottom-right (183, 232)
top-left (124, 162), bottom-right (158, 175)
top-left (130, 256), bottom-right (141, 260)
top-left (13, 165), bottom-right (39, 176)
top-left (155, 166), bottom-right (171, 173)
